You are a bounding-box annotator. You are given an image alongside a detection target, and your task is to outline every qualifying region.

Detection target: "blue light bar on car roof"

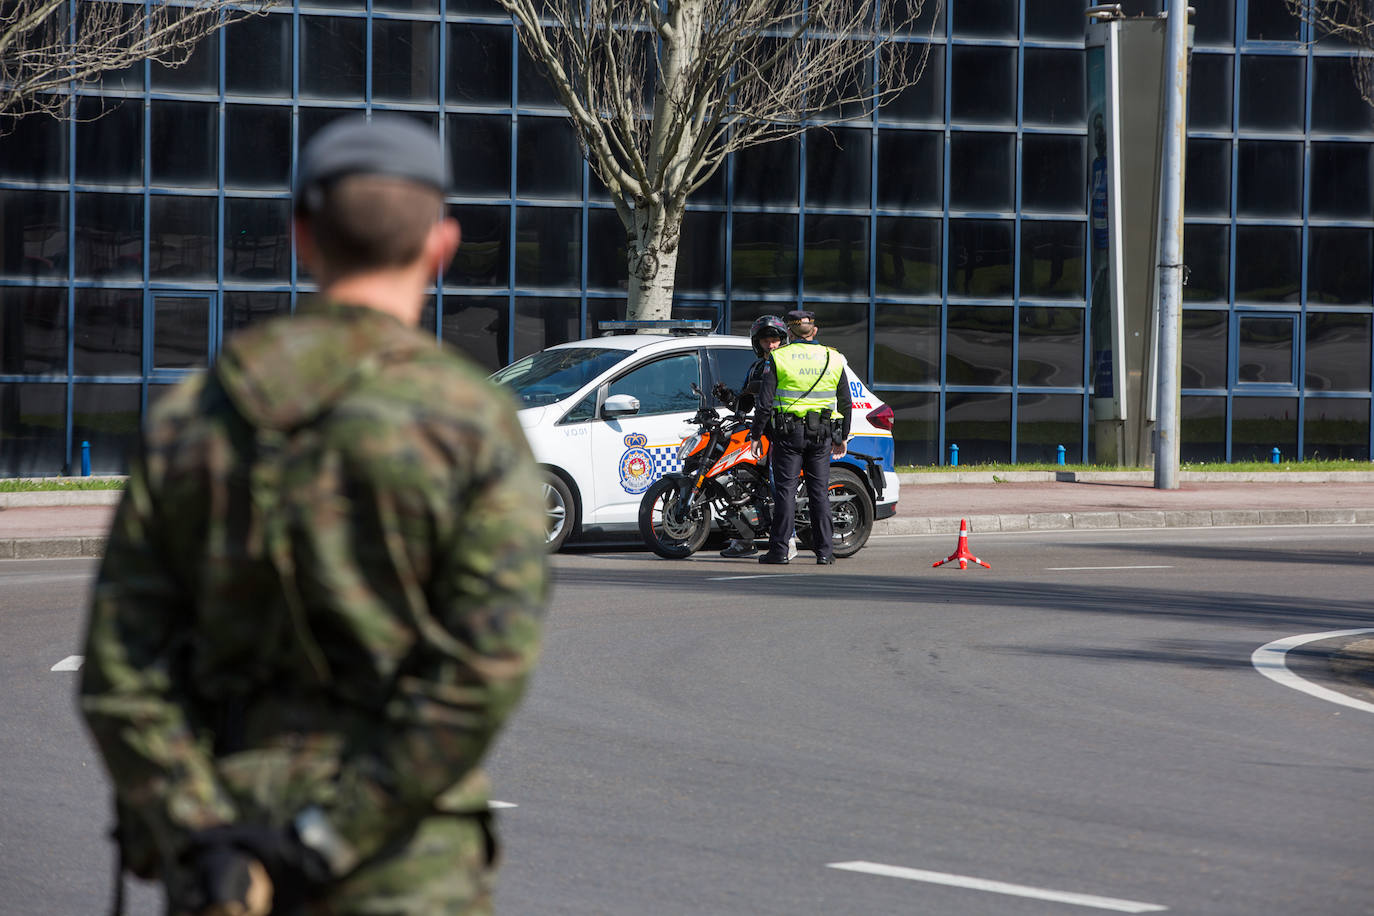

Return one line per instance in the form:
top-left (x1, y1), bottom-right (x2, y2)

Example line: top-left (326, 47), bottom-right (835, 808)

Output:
top-left (598, 320), bottom-right (715, 336)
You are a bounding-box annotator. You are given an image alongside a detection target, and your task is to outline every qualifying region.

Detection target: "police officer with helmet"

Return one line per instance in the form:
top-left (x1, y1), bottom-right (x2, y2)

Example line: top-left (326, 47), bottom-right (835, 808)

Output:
top-left (748, 309), bottom-right (852, 564)
top-left (715, 314), bottom-right (790, 558)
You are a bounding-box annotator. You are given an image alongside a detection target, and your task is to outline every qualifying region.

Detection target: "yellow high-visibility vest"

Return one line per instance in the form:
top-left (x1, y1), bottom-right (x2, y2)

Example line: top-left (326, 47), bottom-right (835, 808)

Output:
top-left (770, 343), bottom-right (845, 417)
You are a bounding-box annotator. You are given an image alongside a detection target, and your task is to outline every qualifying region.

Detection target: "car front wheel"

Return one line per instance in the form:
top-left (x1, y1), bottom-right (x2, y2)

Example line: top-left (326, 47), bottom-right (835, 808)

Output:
top-left (542, 471), bottom-right (577, 552)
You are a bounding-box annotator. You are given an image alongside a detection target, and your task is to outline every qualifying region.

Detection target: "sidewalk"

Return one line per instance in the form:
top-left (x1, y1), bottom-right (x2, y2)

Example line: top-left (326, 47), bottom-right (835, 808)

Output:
top-left (5, 472), bottom-right (1374, 558)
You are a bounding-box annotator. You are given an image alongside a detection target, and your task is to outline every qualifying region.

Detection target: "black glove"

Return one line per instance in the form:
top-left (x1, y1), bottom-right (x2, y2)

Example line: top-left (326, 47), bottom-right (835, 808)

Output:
top-left (174, 843), bottom-right (273, 916)
top-left (711, 382), bottom-right (737, 408)
top-left (180, 824), bottom-right (331, 916)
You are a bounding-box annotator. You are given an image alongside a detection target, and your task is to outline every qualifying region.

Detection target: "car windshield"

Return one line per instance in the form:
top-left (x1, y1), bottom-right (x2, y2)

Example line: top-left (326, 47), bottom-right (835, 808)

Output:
top-left (491, 347), bottom-right (629, 407)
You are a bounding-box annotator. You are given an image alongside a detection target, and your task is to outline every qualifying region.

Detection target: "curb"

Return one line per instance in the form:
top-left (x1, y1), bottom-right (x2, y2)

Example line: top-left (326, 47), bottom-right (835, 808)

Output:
top-left (0, 536), bottom-right (109, 560)
top-left (897, 470), bottom-right (1374, 485)
top-left (875, 507), bottom-right (1374, 537)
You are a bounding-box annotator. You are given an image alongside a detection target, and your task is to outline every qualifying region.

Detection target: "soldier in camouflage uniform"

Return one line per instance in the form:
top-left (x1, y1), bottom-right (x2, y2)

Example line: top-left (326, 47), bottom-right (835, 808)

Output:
top-left (79, 114), bottom-right (549, 916)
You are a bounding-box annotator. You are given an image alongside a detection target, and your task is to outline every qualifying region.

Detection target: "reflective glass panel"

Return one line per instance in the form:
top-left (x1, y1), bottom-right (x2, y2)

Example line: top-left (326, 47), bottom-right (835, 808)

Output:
top-left (0, 109), bottom-right (67, 181)
top-left (951, 0), bottom-right (1016, 38)
top-left (0, 190), bottom-right (67, 280)
top-left (806, 128), bottom-right (871, 208)
top-left (1245, 0), bottom-right (1300, 41)
top-left (1184, 138), bottom-right (1231, 216)
top-left (224, 198), bottom-right (291, 282)
top-left (153, 296), bottom-right (209, 369)
top-left (945, 391), bottom-right (1011, 464)
top-left (151, 101), bottom-right (217, 188)
top-left (449, 0), bottom-right (505, 15)
top-left (803, 214), bottom-right (869, 295)
top-left (151, 25), bottom-right (218, 91)
top-left (447, 24), bottom-right (513, 106)
top-left (514, 297), bottom-right (579, 358)
top-left (517, 41), bottom-right (562, 108)
top-left (808, 302), bottom-right (869, 381)
top-left (1304, 397), bottom-right (1369, 459)
top-left (1181, 395), bottom-right (1227, 462)
top-left (1183, 223), bottom-right (1229, 302)
top-left (75, 99), bottom-right (142, 185)
top-left (299, 17), bottom-right (365, 99)
top-left (515, 207), bottom-right (580, 288)
top-left (0, 287), bottom-right (66, 374)
top-left (874, 304), bottom-right (939, 386)
top-left (1017, 393), bottom-right (1082, 464)
top-left (224, 291), bottom-right (291, 336)
top-left (75, 194), bottom-right (143, 279)
top-left (1235, 225), bottom-right (1299, 302)
top-left (225, 105), bottom-right (291, 189)
top-left (447, 205), bottom-right (510, 287)
top-left (442, 295), bottom-right (508, 371)
top-left (876, 216), bottom-right (941, 296)
top-left (731, 212), bottom-right (797, 293)
top-left (1232, 396), bottom-right (1297, 461)
top-left (298, 108), bottom-right (355, 150)
top-left (150, 196), bottom-right (217, 280)
top-left (1306, 312), bottom-right (1372, 391)
top-left (74, 288), bottom-right (142, 376)
top-left (949, 133), bottom-right (1013, 212)
top-left (517, 118), bottom-right (581, 199)
top-left (1022, 134), bottom-right (1084, 214)
top-left (677, 210), bottom-right (726, 294)
top-left (1181, 309), bottom-right (1228, 389)
top-left (0, 384), bottom-right (67, 476)
top-left (886, 0), bottom-right (944, 36)
top-left (586, 208), bottom-right (626, 292)
top-left (733, 137), bottom-right (799, 206)
top-left (876, 130), bottom-right (942, 210)
top-left (1020, 221), bottom-right (1085, 300)
top-left (1239, 55), bottom-right (1305, 131)
top-left (1018, 306), bottom-right (1083, 388)
top-left (950, 46), bottom-right (1016, 125)
top-left (948, 219), bottom-right (1013, 298)
top-left (1310, 143), bottom-right (1374, 219)
top-left (946, 306), bottom-right (1012, 386)
top-left (1308, 227), bottom-right (1372, 305)
top-left (1237, 314), bottom-right (1295, 383)
top-left (1025, 0), bottom-right (1085, 40)
top-left (1192, 0), bottom-right (1235, 45)
top-left (1023, 49), bottom-right (1085, 127)
top-left (73, 384), bottom-right (141, 474)
top-left (449, 114), bottom-right (510, 197)
top-left (881, 43), bottom-right (944, 123)
top-left (372, 20), bottom-right (438, 102)
top-left (1188, 53), bottom-right (1233, 130)
top-left (1236, 141), bottom-right (1302, 217)
top-left (226, 14), bottom-right (292, 97)
top-left (883, 390), bottom-right (938, 466)
top-left (1312, 57), bottom-right (1374, 135)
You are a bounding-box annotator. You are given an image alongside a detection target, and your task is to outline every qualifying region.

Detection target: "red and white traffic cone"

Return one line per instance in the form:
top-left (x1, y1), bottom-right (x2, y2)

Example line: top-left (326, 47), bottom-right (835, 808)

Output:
top-left (932, 518), bottom-right (990, 570)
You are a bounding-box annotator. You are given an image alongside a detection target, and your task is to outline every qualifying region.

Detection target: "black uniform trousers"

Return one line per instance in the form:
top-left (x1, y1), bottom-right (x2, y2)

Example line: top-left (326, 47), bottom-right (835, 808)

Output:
top-left (766, 421), bottom-right (833, 559)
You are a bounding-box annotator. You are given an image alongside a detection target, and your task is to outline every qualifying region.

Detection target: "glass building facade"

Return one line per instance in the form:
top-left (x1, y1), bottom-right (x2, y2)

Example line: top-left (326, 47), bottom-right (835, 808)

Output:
top-left (1, 0), bottom-right (1371, 474)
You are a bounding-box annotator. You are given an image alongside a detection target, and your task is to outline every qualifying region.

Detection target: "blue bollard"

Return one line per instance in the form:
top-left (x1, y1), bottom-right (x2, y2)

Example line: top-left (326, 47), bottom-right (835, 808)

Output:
top-left (950, 443), bottom-right (959, 467)
top-left (1056, 444), bottom-right (1066, 466)
top-left (81, 440), bottom-right (90, 477)
top-left (1271, 447), bottom-right (1280, 465)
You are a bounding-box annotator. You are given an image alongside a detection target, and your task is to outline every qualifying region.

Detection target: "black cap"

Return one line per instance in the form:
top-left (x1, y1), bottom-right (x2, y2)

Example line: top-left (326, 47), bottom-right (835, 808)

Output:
top-left (785, 309), bottom-right (816, 324)
top-left (296, 114), bottom-right (449, 210)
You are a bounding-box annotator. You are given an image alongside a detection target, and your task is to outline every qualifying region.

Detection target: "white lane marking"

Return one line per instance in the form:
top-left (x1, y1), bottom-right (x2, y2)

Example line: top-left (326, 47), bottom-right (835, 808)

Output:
top-left (488, 801), bottom-right (517, 809)
top-left (1251, 628), bottom-right (1374, 715)
top-left (707, 574), bottom-right (789, 581)
top-left (827, 861), bottom-right (1167, 913)
top-left (51, 655), bottom-right (84, 672)
top-left (1046, 565), bottom-right (1174, 571)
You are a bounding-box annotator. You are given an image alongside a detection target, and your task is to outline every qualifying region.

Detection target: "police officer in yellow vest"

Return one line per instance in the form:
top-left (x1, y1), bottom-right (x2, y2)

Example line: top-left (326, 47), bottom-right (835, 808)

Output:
top-left (748, 309), bottom-right (852, 564)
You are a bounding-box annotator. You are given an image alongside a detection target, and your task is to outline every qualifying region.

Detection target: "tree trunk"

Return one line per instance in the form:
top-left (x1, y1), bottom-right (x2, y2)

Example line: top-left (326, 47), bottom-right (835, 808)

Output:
top-left (625, 200), bottom-right (684, 323)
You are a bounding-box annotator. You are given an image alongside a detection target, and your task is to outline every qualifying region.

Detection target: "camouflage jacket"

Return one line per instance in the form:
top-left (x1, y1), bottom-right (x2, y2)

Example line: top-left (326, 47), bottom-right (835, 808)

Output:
top-left (79, 299), bottom-right (548, 882)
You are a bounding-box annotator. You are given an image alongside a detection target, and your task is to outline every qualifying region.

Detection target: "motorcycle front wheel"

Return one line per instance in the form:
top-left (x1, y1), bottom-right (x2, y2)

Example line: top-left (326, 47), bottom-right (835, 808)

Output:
top-left (638, 476), bottom-right (712, 559)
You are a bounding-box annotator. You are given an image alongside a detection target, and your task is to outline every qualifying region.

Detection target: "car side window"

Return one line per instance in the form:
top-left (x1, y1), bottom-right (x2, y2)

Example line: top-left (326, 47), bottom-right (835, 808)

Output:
top-left (606, 353), bottom-right (701, 417)
top-left (707, 347), bottom-right (757, 405)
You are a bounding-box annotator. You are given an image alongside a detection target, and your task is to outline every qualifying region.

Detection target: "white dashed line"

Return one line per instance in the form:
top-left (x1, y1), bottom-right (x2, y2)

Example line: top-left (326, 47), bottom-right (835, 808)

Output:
top-left (488, 801), bottom-right (517, 809)
top-left (1251, 628), bottom-right (1374, 715)
top-left (706, 574), bottom-right (790, 581)
top-left (827, 861), bottom-right (1167, 912)
top-left (1046, 565), bottom-right (1175, 571)
top-left (51, 655), bottom-right (84, 672)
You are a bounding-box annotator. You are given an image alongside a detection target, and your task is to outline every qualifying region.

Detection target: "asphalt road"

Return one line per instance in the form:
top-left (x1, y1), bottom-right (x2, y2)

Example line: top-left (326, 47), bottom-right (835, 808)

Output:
top-left (3, 527), bottom-right (1372, 915)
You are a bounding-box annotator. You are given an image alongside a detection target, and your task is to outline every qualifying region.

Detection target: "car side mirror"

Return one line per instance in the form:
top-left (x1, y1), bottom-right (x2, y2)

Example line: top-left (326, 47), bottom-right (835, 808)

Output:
top-left (601, 393), bottom-right (641, 419)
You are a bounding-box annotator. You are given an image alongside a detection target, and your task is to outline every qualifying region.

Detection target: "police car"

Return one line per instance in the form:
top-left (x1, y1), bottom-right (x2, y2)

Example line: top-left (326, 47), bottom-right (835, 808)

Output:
top-left (490, 320), bottom-right (900, 551)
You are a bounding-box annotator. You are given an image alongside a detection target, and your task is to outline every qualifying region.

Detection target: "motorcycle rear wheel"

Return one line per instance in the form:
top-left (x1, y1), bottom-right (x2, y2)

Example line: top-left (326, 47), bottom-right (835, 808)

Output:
top-left (797, 466), bottom-right (875, 559)
top-left (639, 476), bottom-right (712, 559)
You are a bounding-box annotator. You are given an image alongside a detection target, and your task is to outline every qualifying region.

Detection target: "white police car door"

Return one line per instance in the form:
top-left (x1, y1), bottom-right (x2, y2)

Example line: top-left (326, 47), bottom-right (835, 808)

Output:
top-left (587, 351), bottom-right (703, 527)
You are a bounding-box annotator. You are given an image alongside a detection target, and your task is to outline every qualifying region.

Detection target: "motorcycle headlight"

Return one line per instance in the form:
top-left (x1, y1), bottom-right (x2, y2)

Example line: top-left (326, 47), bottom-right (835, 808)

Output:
top-left (677, 433), bottom-right (703, 461)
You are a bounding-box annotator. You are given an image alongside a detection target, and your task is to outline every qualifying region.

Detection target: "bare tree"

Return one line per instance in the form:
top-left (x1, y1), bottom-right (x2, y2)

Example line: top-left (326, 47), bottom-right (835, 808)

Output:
top-left (1, 0), bottom-right (269, 127)
top-left (497, 0), bottom-right (940, 322)
top-left (1286, 0), bottom-right (1374, 103)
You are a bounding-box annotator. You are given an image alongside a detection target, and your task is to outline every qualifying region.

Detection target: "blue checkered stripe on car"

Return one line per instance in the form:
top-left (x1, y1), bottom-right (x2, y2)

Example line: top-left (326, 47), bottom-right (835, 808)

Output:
top-left (647, 444), bottom-right (683, 479)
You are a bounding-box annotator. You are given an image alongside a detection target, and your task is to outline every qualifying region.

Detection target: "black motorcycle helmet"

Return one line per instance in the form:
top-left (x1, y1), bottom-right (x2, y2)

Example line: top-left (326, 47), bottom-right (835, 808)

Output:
top-left (749, 314), bottom-right (789, 357)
